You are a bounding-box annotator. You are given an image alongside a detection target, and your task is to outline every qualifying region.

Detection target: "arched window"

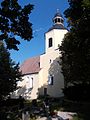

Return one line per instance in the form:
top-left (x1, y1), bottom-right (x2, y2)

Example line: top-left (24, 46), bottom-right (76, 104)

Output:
top-left (48, 75), bottom-right (53, 85)
top-left (49, 38), bottom-right (53, 47)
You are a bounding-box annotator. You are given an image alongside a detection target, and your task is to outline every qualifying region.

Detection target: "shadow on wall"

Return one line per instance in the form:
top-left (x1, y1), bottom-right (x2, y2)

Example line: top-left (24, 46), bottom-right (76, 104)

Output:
top-left (38, 57), bottom-right (64, 98)
top-left (12, 83), bottom-right (48, 100)
top-left (48, 56), bottom-right (64, 97)
top-left (12, 85), bottom-right (33, 99)
top-left (49, 56), bottom-right (62, 76)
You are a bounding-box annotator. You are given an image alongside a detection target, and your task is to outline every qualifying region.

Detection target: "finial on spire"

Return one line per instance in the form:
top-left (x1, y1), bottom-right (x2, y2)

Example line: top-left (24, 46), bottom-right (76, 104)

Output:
top-left (57, 9), bottom-right (59, 13)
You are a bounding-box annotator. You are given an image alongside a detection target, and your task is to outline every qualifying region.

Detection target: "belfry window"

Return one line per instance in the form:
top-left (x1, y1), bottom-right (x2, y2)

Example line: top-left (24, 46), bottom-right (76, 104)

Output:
top-left (55, 19), bottom-right (57, 23)
top-left (61, 19), bottom-right (63, 23)
top-left (49, 38), bottom-right (53, 47)
top-left (58, 18), bottom-right (60, 22)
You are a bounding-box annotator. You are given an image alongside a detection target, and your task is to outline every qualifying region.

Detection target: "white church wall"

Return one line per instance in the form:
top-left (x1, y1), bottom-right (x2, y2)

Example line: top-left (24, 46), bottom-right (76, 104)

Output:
top-left (29, 74), bottom-right (39, 100)
top-left (45, 29), bottom-right (67, 53)
top-left (15, 73), bottom-right (39, 100)
top-left (41, 24), bottom-right (68, 97)
top-left (54, 29), bottom-right (68, 49)
top-left (39, 49), bottom-right (64, 97)
top-left (47, 56), bottom-right (64, 97)
top-left (45, 30), bottom-right (55, 53)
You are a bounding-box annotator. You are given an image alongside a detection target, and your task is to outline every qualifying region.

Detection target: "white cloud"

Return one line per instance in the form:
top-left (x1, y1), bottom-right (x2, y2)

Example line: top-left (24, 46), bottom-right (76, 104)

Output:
top-left (33, 28), bottom-right (44, 33)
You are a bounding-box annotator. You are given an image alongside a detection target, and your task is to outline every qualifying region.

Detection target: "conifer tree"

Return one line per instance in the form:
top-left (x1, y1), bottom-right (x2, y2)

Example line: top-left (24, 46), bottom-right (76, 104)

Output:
top-left (60, 0), bottom-right (90, 100)
top-left (0, 42), bottom-right (22, 100)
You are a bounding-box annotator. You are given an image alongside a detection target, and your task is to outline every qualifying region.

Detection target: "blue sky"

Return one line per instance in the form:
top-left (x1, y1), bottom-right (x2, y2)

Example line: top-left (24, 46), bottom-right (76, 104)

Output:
top-left (9, 0), bottom-right (69, 64)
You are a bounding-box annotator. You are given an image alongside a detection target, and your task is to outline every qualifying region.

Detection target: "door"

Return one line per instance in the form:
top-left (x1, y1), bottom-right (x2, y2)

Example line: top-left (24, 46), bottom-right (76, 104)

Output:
top-left (44, 88), bottom-right (47, 96)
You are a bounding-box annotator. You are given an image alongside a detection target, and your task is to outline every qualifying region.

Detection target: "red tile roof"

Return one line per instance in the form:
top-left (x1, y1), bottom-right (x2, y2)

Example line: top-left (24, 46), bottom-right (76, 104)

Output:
top-left (20, 56), bottom-right (41, 75)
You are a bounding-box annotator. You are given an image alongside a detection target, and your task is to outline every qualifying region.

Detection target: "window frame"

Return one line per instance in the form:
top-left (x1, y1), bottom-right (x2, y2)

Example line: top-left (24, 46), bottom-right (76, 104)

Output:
top-left (48, 38), bottom-right (53, 48)
top-left (48, 75), bottom-right (53, 85)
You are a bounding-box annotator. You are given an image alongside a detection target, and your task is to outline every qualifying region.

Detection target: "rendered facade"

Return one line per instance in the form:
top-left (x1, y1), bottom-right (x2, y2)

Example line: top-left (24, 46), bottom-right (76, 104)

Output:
top-left (13, 11), bottom-right (68, 100)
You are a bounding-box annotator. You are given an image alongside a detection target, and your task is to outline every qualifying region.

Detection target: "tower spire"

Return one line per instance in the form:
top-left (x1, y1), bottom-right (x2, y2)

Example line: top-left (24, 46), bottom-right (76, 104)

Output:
top-left (53, 10), bottom-right (64, 25)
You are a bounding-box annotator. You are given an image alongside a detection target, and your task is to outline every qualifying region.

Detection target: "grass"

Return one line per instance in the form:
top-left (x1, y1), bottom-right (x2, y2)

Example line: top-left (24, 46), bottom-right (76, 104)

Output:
top-left (73, 116), bottom-right (83, 120)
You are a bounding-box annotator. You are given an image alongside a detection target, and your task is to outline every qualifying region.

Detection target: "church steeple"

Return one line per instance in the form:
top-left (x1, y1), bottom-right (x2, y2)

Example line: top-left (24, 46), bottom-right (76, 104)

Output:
top-left (53, 9), bottom-right (64, 26)
top-left (47, 10), bottom-right (66, 32)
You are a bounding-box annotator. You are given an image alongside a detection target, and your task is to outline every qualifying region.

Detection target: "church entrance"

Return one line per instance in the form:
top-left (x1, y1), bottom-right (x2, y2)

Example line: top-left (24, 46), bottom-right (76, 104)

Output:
top-left (44, 88), bottom-right (47, 96)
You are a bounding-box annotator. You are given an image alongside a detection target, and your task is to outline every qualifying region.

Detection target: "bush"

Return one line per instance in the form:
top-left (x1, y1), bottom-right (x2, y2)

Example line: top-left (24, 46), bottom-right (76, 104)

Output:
top-left (0, 97), bottom-right (25, 108)
top-left (63, 84), bottom-right (90, 101)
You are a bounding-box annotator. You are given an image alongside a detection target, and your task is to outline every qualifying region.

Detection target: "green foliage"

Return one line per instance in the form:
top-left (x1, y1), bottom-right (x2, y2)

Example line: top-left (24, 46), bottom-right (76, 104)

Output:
top-left (60, 0), bottom-right (90, 89)
top-left (0, 43), bottom-right (22, 100)
top-left (63, 84), bottom-right (90, 101)
top-left (0, 0), bottom-right (33, 50)
top-left (64, 0), bottom-right (83, 26)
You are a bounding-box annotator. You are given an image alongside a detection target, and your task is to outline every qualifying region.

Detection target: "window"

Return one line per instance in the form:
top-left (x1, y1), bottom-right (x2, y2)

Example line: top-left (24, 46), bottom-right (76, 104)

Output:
top-left (48, 75), bottom-right (53, 85)
top-left (38, 62), bottom-right (40, 67)
top-left (31, 77), bottom-right (33, 88)
top-left (55, 19), bottom-right (57, 23)
top-left (58, 18), bottom-right (60, 22)
top-left (49, 38), bottom-right (53, 47)
top-left (44, 88), bottom-right (47, 95)
top-left (27, 76), bottom-right (33, 88)
top-left (49, 59), bottom-right (52, 63)
top-left (61, 19), bottom-right (63, 23)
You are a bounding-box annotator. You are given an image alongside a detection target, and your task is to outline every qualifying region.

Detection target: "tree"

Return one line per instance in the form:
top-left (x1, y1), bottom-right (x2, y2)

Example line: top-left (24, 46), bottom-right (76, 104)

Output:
top-left (59, 0), bottom-right (90, 100)
top-left (0, 0), bottom-right (33, 50)
top-left (0, 42), bottom-right (22, 100)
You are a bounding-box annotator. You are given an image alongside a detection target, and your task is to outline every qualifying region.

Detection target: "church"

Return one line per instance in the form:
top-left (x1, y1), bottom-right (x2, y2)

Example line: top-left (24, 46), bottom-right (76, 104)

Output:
top-left (13, 11), bottom-right (68, 100)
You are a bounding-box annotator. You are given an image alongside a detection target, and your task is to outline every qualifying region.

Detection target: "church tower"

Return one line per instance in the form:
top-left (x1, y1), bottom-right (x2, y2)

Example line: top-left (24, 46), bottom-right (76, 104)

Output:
top-left (45, 10), bottom-right (67, 53)
top-left (40, 10), bottom-right (68, 98)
